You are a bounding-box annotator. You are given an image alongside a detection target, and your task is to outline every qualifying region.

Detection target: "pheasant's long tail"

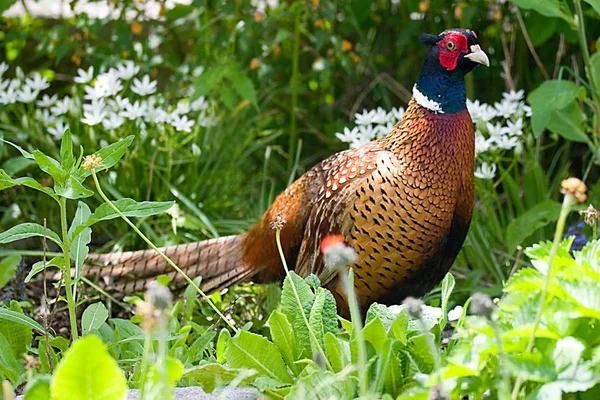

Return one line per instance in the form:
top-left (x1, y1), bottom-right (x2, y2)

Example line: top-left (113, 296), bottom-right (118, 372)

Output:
top-left (82, 235), bottom-right (258, 294)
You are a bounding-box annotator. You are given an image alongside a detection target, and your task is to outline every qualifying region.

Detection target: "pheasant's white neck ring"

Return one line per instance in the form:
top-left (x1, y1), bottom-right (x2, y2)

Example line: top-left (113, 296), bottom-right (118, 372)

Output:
top-left (412, 85), bottom-right (444, 114)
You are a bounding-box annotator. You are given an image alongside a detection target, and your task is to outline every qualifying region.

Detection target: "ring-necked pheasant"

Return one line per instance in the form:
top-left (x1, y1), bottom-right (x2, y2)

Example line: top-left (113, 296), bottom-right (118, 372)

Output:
top-left (83, 29), bottom-right (489, 314)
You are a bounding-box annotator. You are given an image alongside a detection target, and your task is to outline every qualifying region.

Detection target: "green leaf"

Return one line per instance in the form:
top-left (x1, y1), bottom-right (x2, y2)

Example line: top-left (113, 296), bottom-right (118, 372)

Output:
top-left (0, 255), bottom-right (20, 289)
top-left (390, 311), bottom-right (408, 345)
top-left (1, 156), bottom-right (36, 176)
top-left (69, 202), bottom-right (92, 271)
top-left (308, 287), bottom-right (338, 352)
top-left (268, 309), bottom-right (298, 374)
top-left (183, 363), bottom-right (257, 393)
top-left (228, 65), bottom-right (258, 108)
top-left (55, 176), bottom-right (94, 200)
top-left (0, 332), bottom-right (19, 383)
top-left (324, 332), bottom-right (348, 373)
top-left (506, 200), bottom-right (562, 251)
top-left (362, 315), bottom-right (388, 352)
top-left (286, 366), bottom-right (347, 400)
top-left (510, 0), bottom-right (574, 24)
top-left (60, 129), bottom-right (75, 172)
top-left (87, 199), bottom-right (175, 225)
top-left (547, 102), bottom-right (589, 143)
top-left (0, 223), bottom-right (62, 246)
top-left (0, 301), bottom-right (33, 361)
top-left (81, 303), bottom-right (109, 336)
top-left (192, 68), bottom-right (225, 100)
top-left (373, 338), bottom-right (402, 393)
top-left (50, 335), bottom-right (127, 400)
top-left (280, 272), bottom-right (315, 358)
top-left (583, 0), bottom-right (600, 16)
top-left (440, 273), bottom-right (455, 324)
top-left (528, 80), bottom-right (581, 136)
top-left (0, 138), bottom-right (34, 160)
top-left (0, 169), bottom-right (59, 201)
top-left (32, 150), bottom-right (63, 183)
top-left (216, 328), bottom-right (230, 363)
top-left (187, 330), bottom-right (216, 362)
top-left (225, 330), bottom-right (293, 385)
top-left (23, 375), bottom-right (52, 400)
top-left (0, 307), bottom-right (46, 335)
top-left (81, 136), bottom-right (135, 177)
top-left (0, 0), bottom-right (18, 14)
top-left (25, 257), bottom-right (65, 283)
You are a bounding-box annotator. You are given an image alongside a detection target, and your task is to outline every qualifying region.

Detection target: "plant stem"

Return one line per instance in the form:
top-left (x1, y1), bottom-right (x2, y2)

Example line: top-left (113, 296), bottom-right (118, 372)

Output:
top-left (510, 193), bottom-right (574, 399)
top-left (574, 0), bottom-right (599, 103)
top-left (287, 7), bottom-right (301, 173)
top-left (59, 197), bottom-right (79, 342)
top-left (91, 172), bottom-right (238, 333)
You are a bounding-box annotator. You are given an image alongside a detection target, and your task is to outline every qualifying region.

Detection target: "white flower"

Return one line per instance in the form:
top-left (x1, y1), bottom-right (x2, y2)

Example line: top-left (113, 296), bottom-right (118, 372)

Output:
top-left (0, 62), bottom-right (8, 78)
top-left (83, 84), bottom-right (107, 101)
top-left (448, 305), bottom-right (463, 322)
top-left (505, 118), bottom-right (523, 136)
top-left (50, 97), bottom-right (71, 116)
top-left (81, 100), bottom-right (107, 126)
top-left (102, 112), bottom-right (125, 130)
top-left (522, 105), bottom-right (532, 118)
top-left (197, 112), bottom-right (218, 127)
top-left (474, 162), bottom-right (497, 180)
top-left (191, 143), bottom-right (201, 156)
top-left (95, 70), bottom-right (122, 97)
top-left (467, 99), bottom-right (482, 120)
top-left (48, 120), bottom-right (70, 140)
top-left (121, 100), bottom-right (147, 120)
top-left (502, 89), bottom-right (524, 102)
top-left (372, 107), bottom-right (389, 124)
top-left (131, 75), bottom-right (157, 96)
top-left (171, 114), bottom-right (194, 132)
top-left (357, 125), bottom-right (378, 141)
top-left (375, 122), bottom-right (395, 137)
top-left (176, 100), bottom-right (190, 115)
top-left (312, 58), bottom-right (325, 72)
top-left (354, 109), bottom-right (376, 125)
top-left (36, 109), bottom-right (57, 125)
top-left (16, 86), bottom-right (39, 103)
top-left (115, 61), bottom-right (140, 80)
top-left (475, 132), bottom-right (490, 155)
top-left (350, 136), bottom-right (373, 149)
top-left (145, 104), bottom-right (168, 123)
top-left (492, 134), bottom-right (519, 150)
top-left (37, 94), bottom-right (57, 108)
top-left (74, 66), bottom-right (94, 84)
top-left (191, 96), bottom-right (209, 111)
top-left (478, 105), bottom-right (497, 122)
top-left (0, 86), bottom-right (18, 104)
top-left (486, 122), bottom-right (504, 137)
top-left (387, 107), bottom-right (405, 123)
top-left (336, 127), bottom-right (359, 143)
top-left (25, 73), bottom-right (50, 92)
top-left (494, 98), bottom-right (518, 119)
top-left (109, 95), bottom-right (130, 111)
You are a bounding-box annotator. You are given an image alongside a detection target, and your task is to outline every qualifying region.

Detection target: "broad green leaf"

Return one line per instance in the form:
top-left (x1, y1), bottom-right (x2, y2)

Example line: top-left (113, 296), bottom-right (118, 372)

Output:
top-left (50, 335), bottom-right (127, 400)
top-left (216, 328), bottom-right (230, 363)
top-left (226, 330), bottom-right (293, 384)
top-left (0, 169), bottom-right (59, 201)
top-left (69, 202), bottom-right (92, 271)
top-left (528, 80), bottom-right (581, 137)
top-left (0, 307), bottom-right (46, 334)
top-left (228, 65), bottom-right (258, 108)
top-left (25, 257), bottom-right (65, 283)
top-left (60, 129), bottom-right (75, 172)
top-left (553, 337), bottom-right (585, 370)
top-left (0, 0), bottom-right (17, 13)
top-left (506, 200), bottom-right (562, 251)
top-left (0, 255), bottom-right (20, 289)
top-left (23, 375), bottom-right (52, 400)
top-left (383, 346), bottom-right (404, 397)
top-left (286, 366), bottom-right (346, 400)
top-left (0, 301), bottom-right (33, 361)
top-left (81, 135), bottom-right (135, 177)
top-left (1, 156), bottom-right (35, 176)
top-left (32, 150), bottom-right (63, 183)
top-left (308, 287), bottom-right (338, 352)
top-left (81, 303), bottom-right (109, 336)
top-left (365, 303), bottom-right (396, 331)
top-left (55, 176), bottom-right (94, 200)
top-left (87, 199), bottom-right (175, 225)
top-left (183, 363), bottom-right (257, 393)
top-left (583, 0), bottom-right (600, 16)
top-left (390, 311), bottom-right (409, 345)
top-left (280, 272), bottom-right (315, 358)
top-left (187, 330), bottom-right (216, 362)
top-left (547, 102), bottom-right (589, 143)
top-left (268, 309), bottom-right (298, 374)
top-left (0, 332), bottom-right (18, 383)
top-left (373, 338), bottom-right (400, 392)
top-left (362, 315), bottom-right (387, 352)
top-left (505, 352), bottom-right (556, 383)
top-left (510, 0), bottom-right (574, 24)
top-left (0, 223), bottom-right (62, 246)
top-left (324, 332), bottom-right (348, 373)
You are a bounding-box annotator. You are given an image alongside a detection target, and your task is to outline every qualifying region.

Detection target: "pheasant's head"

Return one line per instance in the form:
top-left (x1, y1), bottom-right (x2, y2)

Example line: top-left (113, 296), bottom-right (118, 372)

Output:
top-left (414, 29), bottom-right (489, 114)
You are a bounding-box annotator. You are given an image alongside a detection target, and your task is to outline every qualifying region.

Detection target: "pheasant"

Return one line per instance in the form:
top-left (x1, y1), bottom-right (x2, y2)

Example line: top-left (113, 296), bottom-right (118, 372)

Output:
top-left (83, 29), bottom-right (489, 314)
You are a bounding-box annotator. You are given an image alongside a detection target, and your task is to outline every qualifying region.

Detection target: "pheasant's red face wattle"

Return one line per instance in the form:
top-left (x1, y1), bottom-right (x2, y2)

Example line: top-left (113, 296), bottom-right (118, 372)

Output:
top-left (437, 33), bottom-right (469, 71)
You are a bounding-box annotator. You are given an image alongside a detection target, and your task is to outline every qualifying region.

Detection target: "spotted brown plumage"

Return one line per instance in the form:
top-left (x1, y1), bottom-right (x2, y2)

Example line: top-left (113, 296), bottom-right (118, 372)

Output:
top-left (80, 29), bottom-right (488, 315)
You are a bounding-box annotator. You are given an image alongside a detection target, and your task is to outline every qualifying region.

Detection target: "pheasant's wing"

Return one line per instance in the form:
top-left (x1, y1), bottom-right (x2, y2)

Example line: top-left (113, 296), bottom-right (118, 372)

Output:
top-left (294, 144), bottom-right (395, 286)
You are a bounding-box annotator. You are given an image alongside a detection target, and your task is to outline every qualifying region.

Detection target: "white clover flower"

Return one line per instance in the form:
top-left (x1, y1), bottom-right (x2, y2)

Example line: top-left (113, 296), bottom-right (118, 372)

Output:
top-left (131, 75), bottom-right (157, 96)
top-left (0, 86), bottom-right (18, 104)
top-left (171, 114), bottom-right (194, 132)
top-left (0, 62), bottom-right (8, 78)
top-left (502, 89), bottom-right (524, 102)
top-left (25, 73), bottom-right (50, 92)
top-left (81, 100), bottom-right (107, 126)
top-left (37, 94), bottom-right (58, 108)
top-left (474, 162), bottom-right (497, 180)
top-left (335, 126), bottom-right (359, 143)
top-left (102, 112), bottom-right (125, 130)
top-left (492, 134), bottom-right (519, 150)
top-left (191, 96), bottom-right (209, 112)
top-left (48, 120), bottom-right (69, 140)
top-left (50, 97), bottom-right (71, 116)
top-left (74, 66), bottom-right (94, 84)
top-left (16, 86), bottom-right (39, 103)
top-left (486, 122), bottom-right (504, 137)
top-left (115, 61), bottom-right (140, 80)
top-left (121, 100), bottom-right (147, 120)
top-left (494, 98), bottom-right (518, 119)
top-left (505, 118), bottom-right (523, 136)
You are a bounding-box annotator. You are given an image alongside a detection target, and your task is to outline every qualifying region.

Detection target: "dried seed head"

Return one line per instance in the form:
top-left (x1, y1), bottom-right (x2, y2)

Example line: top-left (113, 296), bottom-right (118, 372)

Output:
top-left (146, 281), bottom-right (173, 311)
top-left (402, 296), bottom-right (423, 319)
top-left (269, 214), bottom-right (286, 231)
top-left (561, 177), bottom-right (587, 203)
top-left (470, 293), bottom-right (496, 319)
top-left (135, 300), bottom-right (157, 333)
top-left (580, 204), bottom-right (599, 227)
top-left (82, 154), bottom-right (103, 171)
top-left (321, 235), bottom-right (358, 270)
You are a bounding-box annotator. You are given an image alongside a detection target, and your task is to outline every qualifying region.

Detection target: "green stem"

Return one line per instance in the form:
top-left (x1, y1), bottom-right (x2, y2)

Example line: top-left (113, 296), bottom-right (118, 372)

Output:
top-left (274, 229), bottom-right (332, 371)
top-left (287, 8), bottom-right (301, 173)
top-left (511, 193), bottom-right (575, 399)
top-left (60, 197), bottom-right (79, 342)
top-left (574, 0), bottom-right (599, 103)
top-left (91, 172), bottom-right (238, 333)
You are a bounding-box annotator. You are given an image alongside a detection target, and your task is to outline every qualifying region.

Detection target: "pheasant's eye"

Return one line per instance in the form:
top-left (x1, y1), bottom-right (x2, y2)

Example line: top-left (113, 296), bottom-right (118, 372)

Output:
top-left (446, 40), bottom-right (456, 51)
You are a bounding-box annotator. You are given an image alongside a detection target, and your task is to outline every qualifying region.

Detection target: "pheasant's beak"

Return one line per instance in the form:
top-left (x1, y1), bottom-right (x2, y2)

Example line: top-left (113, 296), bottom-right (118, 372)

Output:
top-left (464, 45), bottom-right (490, 67)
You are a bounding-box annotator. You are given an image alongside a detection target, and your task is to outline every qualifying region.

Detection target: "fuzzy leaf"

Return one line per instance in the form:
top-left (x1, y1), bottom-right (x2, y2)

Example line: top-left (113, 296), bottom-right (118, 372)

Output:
top-left (324, 332), bottom-right (348, 373)
top-left (268, 309), bottom-right (298, 373)
top-left (506, 200), bottom-right (562, 251)
top-left (23, 375), bottom-right (52, 400)
top-left (286, 366), bottom-right (347, 400)
top-left (184, 363), bottom-right (257, 393)
top-left (362, 315), bottom-right (388, 352)
top-left (280, 272), bottom-right (315, 358)
top-left (308, 287), bottom-right (338, 352)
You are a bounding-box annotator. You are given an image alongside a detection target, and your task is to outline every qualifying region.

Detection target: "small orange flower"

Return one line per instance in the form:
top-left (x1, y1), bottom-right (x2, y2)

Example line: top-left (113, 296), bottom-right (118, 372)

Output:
top-left (418, 1), bottom-right (429, 12)
top-left (71, 54), bottom-right (82, 66)
top-left (341, 40), bottom-right (352, 52)
top-left (131, 21), bottom-right (143, 35)
top-left (255, 11), bottom-right (265, 22)
top-left (250, 58), bottom-right (261, 69)
top-left (312, 0), bottom-right (319, 6)
top-left (273, 44), bottom-right (281, 56)
top-left (454, 5), bottom-right (463, 20)
top-left (351, 54), bottom-right (360, 64)
top-left (314, 19), bottom-right (324, 28)
top-left (320, 235), bottom-right (345, 253)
